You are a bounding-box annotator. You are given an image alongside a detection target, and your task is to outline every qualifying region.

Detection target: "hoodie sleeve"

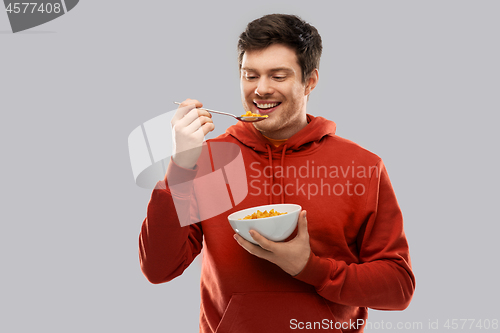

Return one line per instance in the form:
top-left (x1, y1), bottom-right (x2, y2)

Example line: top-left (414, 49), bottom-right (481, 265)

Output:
top-left (138, 159), bottom-right (203, 284)
top-left (293, 160), bottom-right (415, 310)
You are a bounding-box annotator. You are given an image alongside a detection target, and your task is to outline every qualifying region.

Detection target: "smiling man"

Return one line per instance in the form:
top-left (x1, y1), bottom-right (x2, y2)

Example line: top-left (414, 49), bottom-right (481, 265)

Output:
top-left (139, 14), bottom-right (415, 333)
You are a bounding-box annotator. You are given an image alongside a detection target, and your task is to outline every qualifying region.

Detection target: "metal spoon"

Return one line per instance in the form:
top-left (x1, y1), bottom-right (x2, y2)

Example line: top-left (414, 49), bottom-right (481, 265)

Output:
top-left (174, 102), bottom-right (268, 122)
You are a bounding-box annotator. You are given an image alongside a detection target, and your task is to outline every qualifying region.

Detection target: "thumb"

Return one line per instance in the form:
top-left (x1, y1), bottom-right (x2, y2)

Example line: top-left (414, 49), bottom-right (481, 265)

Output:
top-left (297, 210), bottom-right (308, 236)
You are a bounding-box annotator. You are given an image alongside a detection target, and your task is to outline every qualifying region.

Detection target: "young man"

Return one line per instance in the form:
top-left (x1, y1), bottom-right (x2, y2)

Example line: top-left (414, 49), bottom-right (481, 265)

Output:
top-left (139, 14), bottom-right (415, 333)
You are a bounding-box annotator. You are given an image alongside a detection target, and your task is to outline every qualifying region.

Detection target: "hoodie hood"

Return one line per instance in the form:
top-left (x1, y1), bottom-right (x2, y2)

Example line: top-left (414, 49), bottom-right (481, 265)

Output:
top-left (226, 114), bottom-right (336, 153)
top-left (225, 114), bottom-right (337, 205)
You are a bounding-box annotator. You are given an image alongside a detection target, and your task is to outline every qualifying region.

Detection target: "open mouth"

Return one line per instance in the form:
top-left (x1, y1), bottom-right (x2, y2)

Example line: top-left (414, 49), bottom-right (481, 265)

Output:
top-left (254, 101), bottom-right (282, 113)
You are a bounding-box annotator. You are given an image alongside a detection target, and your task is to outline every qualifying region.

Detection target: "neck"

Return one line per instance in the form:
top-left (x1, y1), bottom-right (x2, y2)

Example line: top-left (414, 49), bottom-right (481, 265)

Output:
top-left (258, 115), bottom-right (308, 140)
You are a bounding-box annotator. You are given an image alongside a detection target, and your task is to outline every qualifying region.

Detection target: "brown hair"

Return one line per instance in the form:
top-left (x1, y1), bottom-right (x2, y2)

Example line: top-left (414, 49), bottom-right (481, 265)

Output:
top-left (238, 14), bottom-right (322, 84)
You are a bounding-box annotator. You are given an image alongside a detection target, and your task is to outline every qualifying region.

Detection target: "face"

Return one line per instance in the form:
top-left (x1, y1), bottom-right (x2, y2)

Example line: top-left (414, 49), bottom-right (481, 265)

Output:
top-left (240, 44), bottom-right (318, 140)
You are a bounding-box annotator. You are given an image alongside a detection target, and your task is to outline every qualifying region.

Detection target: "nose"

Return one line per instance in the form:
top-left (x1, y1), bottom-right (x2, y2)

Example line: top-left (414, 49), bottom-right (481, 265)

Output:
top-left (255, 77), bottom-right (274, 96)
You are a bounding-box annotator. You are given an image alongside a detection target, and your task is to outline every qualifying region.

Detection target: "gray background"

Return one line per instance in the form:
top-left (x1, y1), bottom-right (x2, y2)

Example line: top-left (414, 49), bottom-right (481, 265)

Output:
top-left (1, 0), bottom-right (498, 332)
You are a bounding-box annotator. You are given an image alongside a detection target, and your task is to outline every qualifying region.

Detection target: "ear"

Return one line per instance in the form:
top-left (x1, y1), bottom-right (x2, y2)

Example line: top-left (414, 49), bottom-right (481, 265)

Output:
top-left (304, 69), bottom-right (319, 96)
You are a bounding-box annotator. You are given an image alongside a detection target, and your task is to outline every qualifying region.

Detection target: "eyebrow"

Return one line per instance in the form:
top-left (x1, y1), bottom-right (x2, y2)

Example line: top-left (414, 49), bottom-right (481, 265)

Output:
top-left (241, 67), bottom-right (295, 74)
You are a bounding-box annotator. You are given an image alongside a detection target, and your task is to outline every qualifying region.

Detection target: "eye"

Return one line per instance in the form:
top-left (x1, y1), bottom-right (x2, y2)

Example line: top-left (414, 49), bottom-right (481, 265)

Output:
top-left (273, 76), bottom-right (286, 81)
top-left (245, 75), bottom-right (257, 80)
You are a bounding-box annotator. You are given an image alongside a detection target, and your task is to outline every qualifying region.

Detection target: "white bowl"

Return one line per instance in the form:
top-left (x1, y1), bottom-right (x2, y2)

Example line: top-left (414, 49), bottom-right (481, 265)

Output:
top-left (228, 204), bottom-right (301, 245)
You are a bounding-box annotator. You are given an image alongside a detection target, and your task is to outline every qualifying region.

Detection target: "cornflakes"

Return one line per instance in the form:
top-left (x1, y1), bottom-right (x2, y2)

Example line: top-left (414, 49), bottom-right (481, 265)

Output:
top-left (240, 209), bottom-right (286, 220)
top-left (241, 111), bottom-right (269, 118)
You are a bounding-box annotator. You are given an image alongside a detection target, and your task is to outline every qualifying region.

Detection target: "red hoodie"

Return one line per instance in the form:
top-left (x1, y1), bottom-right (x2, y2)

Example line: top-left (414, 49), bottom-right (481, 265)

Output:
top-left (139, 115), bottom-right (415, 333)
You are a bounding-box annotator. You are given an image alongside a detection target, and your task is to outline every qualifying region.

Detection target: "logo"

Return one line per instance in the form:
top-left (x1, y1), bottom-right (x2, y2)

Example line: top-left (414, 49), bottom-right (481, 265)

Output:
top-left (3, 0), bottom-right (79, 33)
top-left (128, 110), bottom-right (248, 226)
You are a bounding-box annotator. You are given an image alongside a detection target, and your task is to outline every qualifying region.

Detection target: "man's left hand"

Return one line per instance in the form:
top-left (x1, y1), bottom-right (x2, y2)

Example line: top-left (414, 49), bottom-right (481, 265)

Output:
top-left (234, 210), bottom-right (311, 276)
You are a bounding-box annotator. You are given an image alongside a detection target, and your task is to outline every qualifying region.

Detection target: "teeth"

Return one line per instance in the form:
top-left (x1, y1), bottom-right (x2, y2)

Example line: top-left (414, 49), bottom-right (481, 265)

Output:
top-left (256, 102), bottom-right (280, 109)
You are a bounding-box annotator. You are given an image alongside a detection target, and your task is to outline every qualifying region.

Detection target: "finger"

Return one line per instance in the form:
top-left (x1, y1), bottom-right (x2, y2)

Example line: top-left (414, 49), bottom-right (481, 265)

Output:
top-left (180, 98), bottom-right (202, 109)
top-left (199, 109), bottom-right (212, 118)
top-left (171, 103), bottom-right (196, 124)
top-left (249, 230), bottom-right (276, 253)
top-left (234, 233), bottom-right (272, 259)
top-left (186, 115), bottom-right (213, 134)
top-left (176, 108), bottom-right (206, 130)
top-left (172, 99), bottom-right (204, 123)
top-left (197, 109), bottom-right (212, 119)
top-left (196, 120), bottom-right (215, 137)
top-left (177, 107), bottom-right (212, 129)
top-left (178, 98), bottom-right (210, 119)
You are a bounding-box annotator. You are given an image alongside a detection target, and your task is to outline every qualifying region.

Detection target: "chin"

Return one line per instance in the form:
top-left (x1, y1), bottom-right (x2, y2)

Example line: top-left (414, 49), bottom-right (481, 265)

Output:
top-left (253, 118), bottom-right (280, 133)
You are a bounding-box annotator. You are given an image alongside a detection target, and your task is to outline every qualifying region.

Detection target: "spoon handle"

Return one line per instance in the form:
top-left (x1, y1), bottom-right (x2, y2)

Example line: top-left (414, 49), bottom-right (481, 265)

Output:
top-left (173, 102), bottom-right (237, 119)
top-left (199, 108), bottom-right (238, 118)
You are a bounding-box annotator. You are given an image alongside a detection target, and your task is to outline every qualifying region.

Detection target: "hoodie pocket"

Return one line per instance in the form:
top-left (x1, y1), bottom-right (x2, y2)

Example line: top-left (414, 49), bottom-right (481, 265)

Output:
top-left (215, 292), bottom-right (343, 333)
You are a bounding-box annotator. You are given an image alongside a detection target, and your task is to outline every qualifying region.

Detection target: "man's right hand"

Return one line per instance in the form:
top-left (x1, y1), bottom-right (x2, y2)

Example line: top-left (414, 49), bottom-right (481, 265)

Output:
top-left (171, 99), bottom-right (215, 169)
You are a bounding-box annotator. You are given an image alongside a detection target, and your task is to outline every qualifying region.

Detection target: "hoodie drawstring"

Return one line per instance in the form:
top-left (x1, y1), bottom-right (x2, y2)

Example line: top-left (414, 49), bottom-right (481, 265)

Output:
top-left (280, 144), bottom-right (287, 204)
top-left (266, 144), bottom-right (273, 205)
top-left (266, 143), bottom-right (288, 204)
